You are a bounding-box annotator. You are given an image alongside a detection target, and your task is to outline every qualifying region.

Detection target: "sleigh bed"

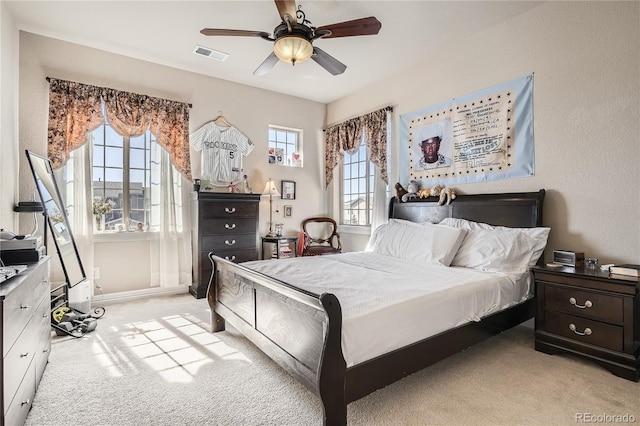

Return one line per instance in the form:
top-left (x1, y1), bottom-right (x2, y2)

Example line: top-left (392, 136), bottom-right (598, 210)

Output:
top-left (207, 190), bottom-right (546, 425)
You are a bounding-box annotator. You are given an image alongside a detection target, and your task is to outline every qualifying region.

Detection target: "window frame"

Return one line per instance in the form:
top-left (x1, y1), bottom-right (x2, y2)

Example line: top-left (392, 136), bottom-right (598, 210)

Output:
top-left (91, 123), bottom-right (157, 234)
top-left (268, 124), bottom-right (303, 167)
top-left (340, 136), bottom-right (374, 227)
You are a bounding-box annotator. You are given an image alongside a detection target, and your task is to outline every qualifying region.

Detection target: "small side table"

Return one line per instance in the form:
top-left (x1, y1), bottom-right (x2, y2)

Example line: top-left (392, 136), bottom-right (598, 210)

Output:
top-left (261, 236), bottom-right (298, 260)
top-left (532, 265), bottom-right (640, 381)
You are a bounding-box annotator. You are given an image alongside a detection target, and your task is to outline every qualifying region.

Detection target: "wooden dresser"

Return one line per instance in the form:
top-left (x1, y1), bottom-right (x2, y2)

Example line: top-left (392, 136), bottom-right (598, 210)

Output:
top-left (533, 265), bottom-right (639, 381)
top-left (1, 257), bottom-right (51, 425)
top-left (190, 192), bottom-right (261, 299)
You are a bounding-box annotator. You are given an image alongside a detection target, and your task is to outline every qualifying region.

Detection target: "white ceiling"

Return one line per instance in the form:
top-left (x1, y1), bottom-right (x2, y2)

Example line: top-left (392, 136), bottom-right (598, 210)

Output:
top-left (5, 0), bottom-right (542, 104)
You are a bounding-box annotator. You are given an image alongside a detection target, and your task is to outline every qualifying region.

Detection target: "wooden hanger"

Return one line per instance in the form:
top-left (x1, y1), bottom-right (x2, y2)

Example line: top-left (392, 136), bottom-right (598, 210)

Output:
top-left (213, 111), bottom-right (232, 127)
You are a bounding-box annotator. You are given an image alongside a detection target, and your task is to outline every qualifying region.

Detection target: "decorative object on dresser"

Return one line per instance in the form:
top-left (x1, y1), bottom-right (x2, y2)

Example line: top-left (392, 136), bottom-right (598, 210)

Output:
top-left (552, 250), bottom-right (585, 267)
top-left (190, 191), bottom-right (260, 299)
top-left (0, 257), bottom-right (51, 425)
top-left (609, 264), bottom-right (640, 277)
top-left (261, 179), bottom-right (280, 237)
top-left (533, 265), bottom-right (640, 381)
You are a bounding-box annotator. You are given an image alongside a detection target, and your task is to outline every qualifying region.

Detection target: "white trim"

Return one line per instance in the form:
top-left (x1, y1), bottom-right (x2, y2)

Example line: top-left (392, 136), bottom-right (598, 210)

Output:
top-left (91, 285), bottom-right (189, 306)
top-left (337, 224), bottom-right (372, 235)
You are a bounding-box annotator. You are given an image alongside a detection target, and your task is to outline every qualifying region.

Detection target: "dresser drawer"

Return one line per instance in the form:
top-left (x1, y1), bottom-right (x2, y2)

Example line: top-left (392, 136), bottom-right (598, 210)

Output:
top-left (4, 359), bottom-right (36, 426)
top-left (3, 265), bottom-right (48, 357)
top-left (200, 218), bottom-right (257, 236)
top-left (544, 310), bottom-right (623, 352)
top-left (203, 233), bottom-right (257, 251)
top-left (200, 200), bottom-right (258, 218)
top-left (4, 316), bottom-right (40, 410)
top-left (545, 284), bottom-right (623, 323)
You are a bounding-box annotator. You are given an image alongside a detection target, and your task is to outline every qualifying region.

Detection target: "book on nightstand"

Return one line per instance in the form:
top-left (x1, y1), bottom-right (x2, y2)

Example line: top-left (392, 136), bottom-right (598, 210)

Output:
top-left (609, 264), bottom-right (640, 277)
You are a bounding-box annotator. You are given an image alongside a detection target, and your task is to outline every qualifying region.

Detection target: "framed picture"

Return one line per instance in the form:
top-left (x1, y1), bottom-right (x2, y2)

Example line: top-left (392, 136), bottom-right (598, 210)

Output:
top-left (281, 180), bottom-right (296, 200)
top-left (284, 205), bottom-right (293, 218)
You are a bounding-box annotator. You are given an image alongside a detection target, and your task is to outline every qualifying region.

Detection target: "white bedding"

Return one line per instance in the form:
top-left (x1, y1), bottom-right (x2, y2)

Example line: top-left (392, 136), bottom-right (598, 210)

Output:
top-left (241, 252), bottom-right (531, 368)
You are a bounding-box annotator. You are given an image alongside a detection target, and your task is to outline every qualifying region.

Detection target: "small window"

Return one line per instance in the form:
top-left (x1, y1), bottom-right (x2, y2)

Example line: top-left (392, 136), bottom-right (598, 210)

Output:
top-left (342, 137), bottom-right (374, 226)
top-left (268, 125), bottom-right (302, 167)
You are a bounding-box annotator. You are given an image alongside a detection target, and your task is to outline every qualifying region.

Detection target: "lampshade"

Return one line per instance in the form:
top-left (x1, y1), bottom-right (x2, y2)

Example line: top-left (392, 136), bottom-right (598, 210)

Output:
top-left (273, 36), bottom-right (313, 65)
top-left (262, 179), bottom-right (281, 197)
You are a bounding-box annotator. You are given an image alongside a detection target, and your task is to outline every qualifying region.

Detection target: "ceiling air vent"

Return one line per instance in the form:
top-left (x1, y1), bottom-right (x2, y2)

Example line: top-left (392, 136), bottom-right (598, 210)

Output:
top-left (193, 45), bottom-right (229, 62)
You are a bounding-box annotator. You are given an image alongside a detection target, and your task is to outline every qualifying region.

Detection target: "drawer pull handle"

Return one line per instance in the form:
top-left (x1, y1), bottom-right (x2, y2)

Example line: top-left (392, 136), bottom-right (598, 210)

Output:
top-left (224, 207), bottom-right (236, 214)
top-left (224, 255), bottom-right (236, 261)
top-left (19, 304), bottom-right (28, 310)
top-left (569, 297), bottom-right (592, 309)
top-left (569, 323), bottom-right (592, 336)
top-left (225, 239), bottom-right (236, 246)
top-left (224, 223), bottom-right (236, 230)
top-left (21, 399), bottom-right (30, 406)
top-left (20, 352), bottom-right (29, 358)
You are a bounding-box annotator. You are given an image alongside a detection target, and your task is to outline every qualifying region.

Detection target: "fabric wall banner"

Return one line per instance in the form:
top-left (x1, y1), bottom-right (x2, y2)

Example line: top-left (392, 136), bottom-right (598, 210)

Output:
top-left (399, 74), bottom-right (534, 186)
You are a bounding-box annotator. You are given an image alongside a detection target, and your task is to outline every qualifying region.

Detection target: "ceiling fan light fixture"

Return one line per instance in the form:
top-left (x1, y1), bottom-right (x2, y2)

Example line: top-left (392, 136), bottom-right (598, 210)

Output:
top-left (273, 35), bottom-right (313, 65)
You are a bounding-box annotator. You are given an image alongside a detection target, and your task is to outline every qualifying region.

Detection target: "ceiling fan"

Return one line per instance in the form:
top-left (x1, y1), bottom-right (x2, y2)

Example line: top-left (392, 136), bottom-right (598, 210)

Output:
top-left (200, 0), bottom-right (382, 76)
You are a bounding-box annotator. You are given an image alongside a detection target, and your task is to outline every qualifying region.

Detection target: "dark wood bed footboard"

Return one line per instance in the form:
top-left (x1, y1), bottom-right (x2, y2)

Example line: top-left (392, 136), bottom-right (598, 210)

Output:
top-left (207, 254), bottom-right (347, 424)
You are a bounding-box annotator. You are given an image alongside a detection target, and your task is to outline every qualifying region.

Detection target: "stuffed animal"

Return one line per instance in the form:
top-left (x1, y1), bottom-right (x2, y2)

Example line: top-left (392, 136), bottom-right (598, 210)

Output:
top-left (394, 182), bottom-right (408, 200)
top-left (418, 185), bottom-right (457, 205)
top-left (401, 180), bottom-right (420, 202)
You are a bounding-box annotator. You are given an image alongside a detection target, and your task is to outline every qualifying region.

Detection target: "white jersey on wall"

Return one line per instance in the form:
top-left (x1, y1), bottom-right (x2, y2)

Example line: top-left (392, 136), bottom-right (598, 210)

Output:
top-left (190, 122), bottom-right (254, 185)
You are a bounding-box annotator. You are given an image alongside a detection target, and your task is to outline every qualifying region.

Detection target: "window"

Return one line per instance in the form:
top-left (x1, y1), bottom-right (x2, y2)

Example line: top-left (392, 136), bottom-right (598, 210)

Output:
top-left (91, 124), bottom-right (158, 232)
top-left (268, 125), bottom-right (302, 167)
top-left (342, 138), bottom-right (374, 226)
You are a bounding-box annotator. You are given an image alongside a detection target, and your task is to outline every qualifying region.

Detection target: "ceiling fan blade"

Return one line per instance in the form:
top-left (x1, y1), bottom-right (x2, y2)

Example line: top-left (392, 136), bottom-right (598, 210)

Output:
top-left (315, 17), bottom-right (381, 39)
top-left (274, 0), bottom-right (297, 23)
top-left (254, 52), bottom-right (280, 76)
top-left (311, 47), bottom-right (347, 76)
top-left (200, 28), bottom-right (271, 38)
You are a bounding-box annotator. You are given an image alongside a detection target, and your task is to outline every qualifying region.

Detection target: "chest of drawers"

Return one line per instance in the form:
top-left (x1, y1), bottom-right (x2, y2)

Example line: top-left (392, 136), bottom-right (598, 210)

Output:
top-left (533, 266), bottom-right (639, 381)
top-left (190, 192), bottom-right (261, 299)
top-left (1, 257), bottom-right (51, 425)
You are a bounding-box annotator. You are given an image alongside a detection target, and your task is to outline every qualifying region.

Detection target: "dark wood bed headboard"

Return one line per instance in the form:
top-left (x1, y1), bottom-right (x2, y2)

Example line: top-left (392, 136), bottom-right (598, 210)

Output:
top-left (389, 189), bottom-right (545, 228)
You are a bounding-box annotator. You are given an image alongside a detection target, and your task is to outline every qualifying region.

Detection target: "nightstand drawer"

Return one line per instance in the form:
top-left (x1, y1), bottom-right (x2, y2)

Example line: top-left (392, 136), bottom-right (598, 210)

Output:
top-left (544, 310), bottom-right (623, 352)
top-left (545, 284), bottom-right (623, 323)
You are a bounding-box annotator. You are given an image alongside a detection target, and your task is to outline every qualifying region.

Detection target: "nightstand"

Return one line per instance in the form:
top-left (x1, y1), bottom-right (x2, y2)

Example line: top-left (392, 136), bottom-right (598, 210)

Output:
top-left (261, 236), bottom-right (298, 260)
top-left (532, 265), bottom-right (640, 381)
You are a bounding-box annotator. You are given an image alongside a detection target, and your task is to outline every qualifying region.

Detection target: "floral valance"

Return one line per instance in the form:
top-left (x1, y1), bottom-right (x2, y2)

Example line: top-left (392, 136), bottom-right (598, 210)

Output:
top-left (47, 78), bottom-right (191, 180)
top-left (324, 107), bottom-right (389, 188)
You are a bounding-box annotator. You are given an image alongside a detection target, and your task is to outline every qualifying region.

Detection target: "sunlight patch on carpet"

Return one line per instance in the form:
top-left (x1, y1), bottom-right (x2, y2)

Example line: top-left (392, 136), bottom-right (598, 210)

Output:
top-left (116, 312), bottom-right (251, 383)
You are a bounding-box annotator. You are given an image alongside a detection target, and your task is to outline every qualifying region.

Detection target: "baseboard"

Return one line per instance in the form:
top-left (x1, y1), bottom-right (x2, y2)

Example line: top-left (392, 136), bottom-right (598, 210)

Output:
top-left (91, 285), bottom-right (190, 306)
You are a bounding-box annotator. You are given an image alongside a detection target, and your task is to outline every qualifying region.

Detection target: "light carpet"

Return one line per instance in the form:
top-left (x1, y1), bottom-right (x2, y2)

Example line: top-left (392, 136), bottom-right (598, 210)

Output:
top-left (26, 294), bottom-right (639, 425)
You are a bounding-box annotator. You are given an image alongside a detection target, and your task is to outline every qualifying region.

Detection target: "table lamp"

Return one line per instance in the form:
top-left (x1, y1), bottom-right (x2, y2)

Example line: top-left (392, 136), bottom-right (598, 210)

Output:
top-left (262, 178), bottom-right (280, 237)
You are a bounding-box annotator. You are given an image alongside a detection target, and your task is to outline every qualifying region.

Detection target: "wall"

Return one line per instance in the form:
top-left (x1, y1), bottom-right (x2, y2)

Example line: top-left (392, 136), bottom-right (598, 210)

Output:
top-left (17, 32), bottom-right (326, 295)
top-left (328, 2), bottom-right (640, 265)
top-left (0, 2), bottom-right (19, 233)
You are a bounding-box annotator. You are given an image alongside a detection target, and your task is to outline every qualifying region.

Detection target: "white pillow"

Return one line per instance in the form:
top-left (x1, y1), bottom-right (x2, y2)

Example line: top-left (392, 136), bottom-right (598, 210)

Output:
top-left (369, 220), bottom-right (467, 266)
top-left (440, 217), bottom-right (550, 270)
top-left (451, 228), bottom-right (534, 272)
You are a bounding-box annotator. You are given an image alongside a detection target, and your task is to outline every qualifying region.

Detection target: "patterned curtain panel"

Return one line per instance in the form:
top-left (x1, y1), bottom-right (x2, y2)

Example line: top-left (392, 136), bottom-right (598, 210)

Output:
top-left (324, 107), bottom-right (389, 188)
top-left (47, 79), bottom-right (104, 170)
top-left (361, 108), bottom-right (388, 185)
top-left (47, 78), bottom-right (191, 180)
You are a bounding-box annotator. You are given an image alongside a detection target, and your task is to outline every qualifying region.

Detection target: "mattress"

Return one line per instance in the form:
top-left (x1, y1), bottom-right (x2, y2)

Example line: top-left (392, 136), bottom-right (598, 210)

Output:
top-left (242, 252), bottom-right (531, 367)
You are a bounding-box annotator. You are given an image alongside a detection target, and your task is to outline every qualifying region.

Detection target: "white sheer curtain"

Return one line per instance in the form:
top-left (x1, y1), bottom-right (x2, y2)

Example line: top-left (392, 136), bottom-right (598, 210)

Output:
top-left (370, 110), bottom-right (392, 232)
top-left (63, 142), bottom-right (94, 311)
top-left (149, 145), bottom-right (192, 288)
